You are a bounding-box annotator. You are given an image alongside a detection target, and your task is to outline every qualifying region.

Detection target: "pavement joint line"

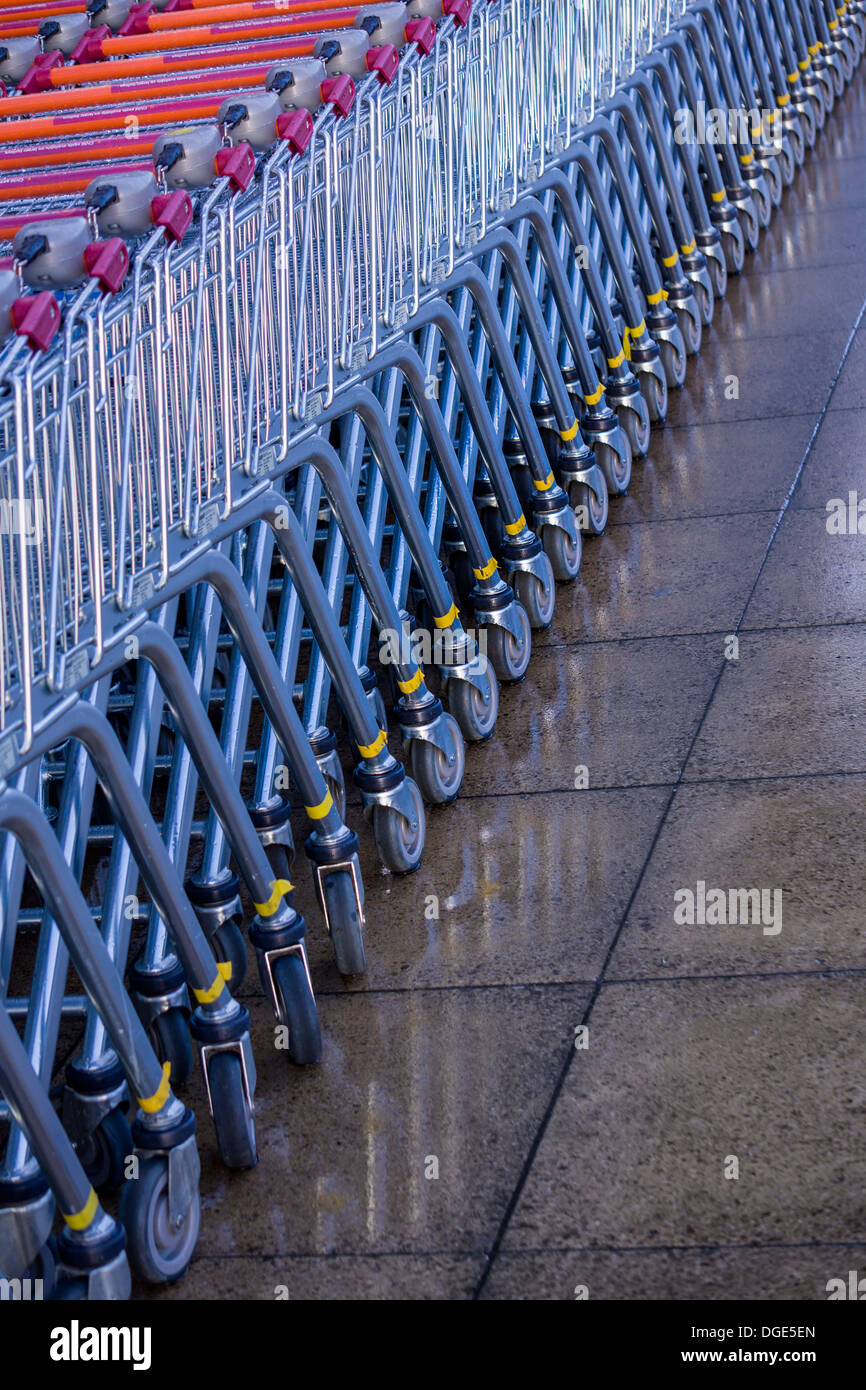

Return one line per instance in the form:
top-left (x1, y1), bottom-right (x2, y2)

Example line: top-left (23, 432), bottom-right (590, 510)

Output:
top-left (471, 271), bottom-right (866, 1302)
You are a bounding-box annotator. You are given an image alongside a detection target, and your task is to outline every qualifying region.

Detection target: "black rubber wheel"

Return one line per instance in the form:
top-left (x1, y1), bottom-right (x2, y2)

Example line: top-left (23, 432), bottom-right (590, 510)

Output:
top-left (271, 951), bottom-right (322, 1064)
top-left (484, 605), bottom-right (532, 683)
top-left (447, 668), bottom-right (499, 742)
top-left (512, 563), bottom-right (555, 630)
top-left (638, 366), bottom-right (668, 423)
top-left (708, 251), bottom-right (728, 300)
top-left (619, 400), bottom-right (651, 459)
top-left (595, 434), bottom-right (632, 496)
top-left (207, 1051), bottom-right (257, 1170)
top-left (658, 335), bottom-right (687, 389)
top-left (149, 1007), bottom-right (194, 1088)
top-left (321, 868), bottom-right (367, 976)
top-left (570, 476), bottom-right (609, 536)
top-left (406, 713), bottom-right (466, 804)
top-left (675, 303), bottom-right (702, 356)
top-left (118, 1157), bottom-right (201, 1285)
top-left (76, 1106), bottom-right (133, 1193)
top-left (721, 225), bottom-right (745, 276)
top-left (372, 778), bottom-right (426, 874)
top-left (212, 918), bottom-right (248, 994)
top-left (541, 522), bottom-right (582, 581)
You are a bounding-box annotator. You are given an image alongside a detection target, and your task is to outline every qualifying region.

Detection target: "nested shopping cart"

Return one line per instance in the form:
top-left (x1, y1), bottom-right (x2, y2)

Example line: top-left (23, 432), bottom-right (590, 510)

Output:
top-left (0, 0), bottom-right (861, 1300)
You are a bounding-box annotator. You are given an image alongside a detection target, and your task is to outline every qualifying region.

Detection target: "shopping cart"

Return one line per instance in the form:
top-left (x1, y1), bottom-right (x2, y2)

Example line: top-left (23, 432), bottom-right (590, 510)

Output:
top-left (0, 0), bottom-right (861, 1300)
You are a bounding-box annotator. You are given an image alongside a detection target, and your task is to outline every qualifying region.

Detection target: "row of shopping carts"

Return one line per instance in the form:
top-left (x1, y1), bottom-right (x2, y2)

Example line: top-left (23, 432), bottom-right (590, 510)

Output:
top-left (0, 0), bottom-right (861, 1299)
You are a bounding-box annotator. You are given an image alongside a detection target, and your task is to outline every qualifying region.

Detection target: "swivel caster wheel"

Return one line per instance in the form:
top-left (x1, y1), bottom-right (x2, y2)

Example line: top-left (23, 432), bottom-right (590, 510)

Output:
top-left (407, 714), bottom-right (466, 805)
top-left (372, 779), bottom-right (426, 874)
top-left (271, 952), bottom-right (322, 1063)
top-left (485, 605), bottom-right (532, 684)
top-left (570, 478), bottom-right (609, 535)
top-left (658, 336), bottom-right (687, 389)
top-left (208, 1052), bottom-right (257, 1170)
top-left (119, 1157), bottom-right (201, 1285)
top-left (721, 225), bottom-right (745, 276)
top-left (541, 523), bottom-right (582, 581)
top-left (619, 401), bottom-right (651, 458)
top-left (595, 435), bottom-right (632, 497)
top-left (447, 670), bottom-right (499, 743)
top-left (512, 560), bottom-right (556, 630)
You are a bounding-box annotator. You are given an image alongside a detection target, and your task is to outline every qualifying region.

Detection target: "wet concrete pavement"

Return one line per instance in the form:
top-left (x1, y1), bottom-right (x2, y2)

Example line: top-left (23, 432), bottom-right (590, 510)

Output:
top-left (142, 72), bottom-right (866, 1302)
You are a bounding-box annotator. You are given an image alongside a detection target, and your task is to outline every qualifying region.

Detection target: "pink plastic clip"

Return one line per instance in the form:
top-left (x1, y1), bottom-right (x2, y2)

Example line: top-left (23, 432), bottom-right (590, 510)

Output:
top-left (11, 292), bottom-right (60, 353)
top-left (276, 108), bottom-right (314, 155)
top-left (405, 18), bottom-right (436, 54)
top-left (18, 51), bottom-right (64, 96)
top-left (215, 143), bottom-right (255, 193)
top-left (118, 2), bottom-right (155, 37)
top-left (366, 44), bottom-right (399, 84)
top-left (69, 24), bottom-right (110, 65)
top-left (443, 0), bottom-right (471, 25)
top-left (150, 190), bottom-right (192, 243)
top-left (84, 237), bottom-right (129, 294)
top-left (321, 74), bottom-right (355, 117)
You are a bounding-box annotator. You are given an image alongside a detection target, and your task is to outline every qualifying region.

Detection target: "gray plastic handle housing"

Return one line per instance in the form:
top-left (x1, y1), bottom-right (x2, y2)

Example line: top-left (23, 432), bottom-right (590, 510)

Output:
top-left (0, 37), bottom-right (40, 84)
top-left (41, 13), bottom-right (91, 54)
top-left (266, 57), bottom-right (326, 113)
top-left (14, 218), bottom-right (91, 290)
top-left (313, 29), bottom-right (370, 78)
top-left (354, 3), bottom-right (409, 47)
top-left (218, 90), bottom-right (282, 150)
top-left (153, 126), bottom-right (221, 190)
top-left (86, 170), bottom-right (160, 238)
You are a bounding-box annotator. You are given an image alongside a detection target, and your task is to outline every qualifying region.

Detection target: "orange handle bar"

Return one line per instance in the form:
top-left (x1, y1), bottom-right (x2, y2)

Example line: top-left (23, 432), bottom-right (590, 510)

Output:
top-left (49, 35), bottom-right (316, 85)
top-left (0, 62), bottom-right (274, 118)
top-left (100, 9), bottom-right (353, 55)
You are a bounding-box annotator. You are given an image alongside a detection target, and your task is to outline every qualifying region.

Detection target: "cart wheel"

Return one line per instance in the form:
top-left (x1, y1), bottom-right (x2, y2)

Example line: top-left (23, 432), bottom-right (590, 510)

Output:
top-left (675, 303), bottom-right (702, 356)
top-left (207, 1051), bottom-right (257, 1170)
top-left (658, 336), bottom-right (686, 389)
top-left (512, 563), bottom-right (555, 630)
top-left (570, 476), bottom-right (609, 536)
top-left (407, 714), bottom-right (466, 805)
top-left (447, 668), bottom-right (499, 742)
top-left (76, 1106), bottom-right (133, 1193)
top-left (149, 1007), bottom-right (194, 1088)
top-left (692, 278), bottom-right (714, 327)
top-left (212, 918), bottom-right (248, 993)
top-left (753, 180), bottom-right (772, 228)
top-left (721, 225), bottom-right (745, 276)
top-left (119, 1157), bottom-right (200, 1285)
top-left (485, 604), bottom-right (532, 684)
top-left (619, 401), bottom-right (651, 459)
top-left (271, 952), bottom-right (322, 1064)
top-left (708, 253), bottom-right (728, 301)
top-left (740, 203), bottom-right (759, 254)
top-left (321, 868), bottom-right (367, 976)
top-left (788, 121), bottom-right (806, 168)
top-left (541, 522), bottom-right (582, 581)
top-left (762, 156), bottom-right (783, 207)
top-left (638, 366), bottom-right (668, 424)
top-left (372, 778), bottom-right (426, 874)
top-left (594, 434), bottom-right (632, 496)
top-left (796, 101), bottom-right (816, 149)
